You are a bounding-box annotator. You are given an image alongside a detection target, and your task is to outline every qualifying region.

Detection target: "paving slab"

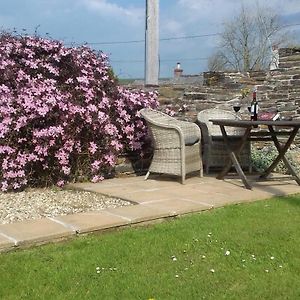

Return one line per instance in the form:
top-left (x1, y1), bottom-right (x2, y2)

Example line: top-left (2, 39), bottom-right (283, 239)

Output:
top-left (0, 233), bottom-right (15, 251)
top-left (1, 173), bottom-right (299, 253)
top-left (141, 198), bottom-right (213, 216)
top-left (105, 204), bottom-right (173, 223)
top-left (54, 211), bottom-right (131, 234)
top-left (0, 218), bottom-right (74, 247)
top-left (120, 191), bottom-right (173, 203)
top-left (71, 175), bottom-right (300, 214)
top-left (69, 177), bottom-right (184, 196)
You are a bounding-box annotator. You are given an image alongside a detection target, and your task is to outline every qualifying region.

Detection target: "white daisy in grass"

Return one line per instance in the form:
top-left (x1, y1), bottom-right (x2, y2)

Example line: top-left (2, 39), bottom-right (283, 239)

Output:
top-left (225, 250), bottom-right (231, 256)
top-left (171, 255), bottom-right (177, 261)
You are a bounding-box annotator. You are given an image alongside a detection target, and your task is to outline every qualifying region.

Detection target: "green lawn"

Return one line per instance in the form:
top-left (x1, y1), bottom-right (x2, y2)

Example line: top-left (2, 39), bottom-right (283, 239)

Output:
top-left (1, 195), bottom-right (300, 299)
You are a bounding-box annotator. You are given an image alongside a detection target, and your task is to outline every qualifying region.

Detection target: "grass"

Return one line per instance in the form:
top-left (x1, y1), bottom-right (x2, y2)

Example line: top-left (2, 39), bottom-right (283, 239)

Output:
top-left (1, 195), bottom-right (300, 299)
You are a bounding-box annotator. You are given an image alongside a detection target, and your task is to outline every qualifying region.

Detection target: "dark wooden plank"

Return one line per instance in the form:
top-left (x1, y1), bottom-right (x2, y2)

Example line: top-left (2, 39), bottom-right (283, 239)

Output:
top-left (216, 125), bottom-right (252, 189)
top-left (210, 119), bottom-right (300, 128)
top-left (259, 126), bottom-right (300, 185)
top-left (211, 119), bottom-right (300, 189)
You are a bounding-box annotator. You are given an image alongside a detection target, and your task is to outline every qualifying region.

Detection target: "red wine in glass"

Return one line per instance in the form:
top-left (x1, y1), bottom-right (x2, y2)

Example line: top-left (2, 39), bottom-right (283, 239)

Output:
top-left (233, 104), bottom-right (241, 113)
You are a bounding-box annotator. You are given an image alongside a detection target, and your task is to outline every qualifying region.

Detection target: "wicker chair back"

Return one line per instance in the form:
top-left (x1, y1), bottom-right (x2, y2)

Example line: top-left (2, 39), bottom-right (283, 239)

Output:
top-left (197, 109), bottom-right (245, 136)
top-left (197, 108), bottom-right (251, 174)
top-left (139, 108), bottom-right (203, 183)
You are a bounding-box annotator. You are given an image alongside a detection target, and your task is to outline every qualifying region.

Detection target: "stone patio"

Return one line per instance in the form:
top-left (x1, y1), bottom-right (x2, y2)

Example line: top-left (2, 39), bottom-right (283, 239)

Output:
top-left (1, 173), bottom-right (299, 252)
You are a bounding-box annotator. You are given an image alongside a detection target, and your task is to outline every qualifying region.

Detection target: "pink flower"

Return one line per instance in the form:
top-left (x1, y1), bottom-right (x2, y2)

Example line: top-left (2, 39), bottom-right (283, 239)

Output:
top-left (62, 166), bottom-right (71, 175)
top-left (1, 181), bottom-right (8, 192)
top-left (111, 140), bottom-right (123, 151)
top-left (13, 182), bottom-right (21, 190)
top-left (56, 180), bottom-right (65, 187)
top-left (91, 175), bottom-right (104, 183)
top-left (88, 142), bottom-right (98, 154)
top-left (104, 154), bottom-right (115, 166)
top-left (76, 76), bottom-right (89, 85)
top-left (91, 160), bottom-right (101, 171)
top-left (104, 124), bottom-right (118, 135)
top-left (0, 33), bottom-right (159, 191)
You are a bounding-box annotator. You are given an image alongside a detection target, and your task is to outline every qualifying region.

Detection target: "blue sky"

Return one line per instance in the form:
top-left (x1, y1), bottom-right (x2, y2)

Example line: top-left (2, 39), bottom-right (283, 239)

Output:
top-left (0, 0), bottom-right (300, 78)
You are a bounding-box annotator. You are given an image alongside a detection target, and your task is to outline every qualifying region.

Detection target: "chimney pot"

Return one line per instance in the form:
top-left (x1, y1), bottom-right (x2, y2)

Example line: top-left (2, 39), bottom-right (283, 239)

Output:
top-left (174, 62), bottom-right (183, 78)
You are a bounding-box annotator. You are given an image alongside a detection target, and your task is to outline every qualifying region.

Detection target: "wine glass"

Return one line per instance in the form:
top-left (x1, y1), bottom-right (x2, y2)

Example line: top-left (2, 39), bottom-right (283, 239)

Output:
top-left (233, 102), bottom-right (241, 113)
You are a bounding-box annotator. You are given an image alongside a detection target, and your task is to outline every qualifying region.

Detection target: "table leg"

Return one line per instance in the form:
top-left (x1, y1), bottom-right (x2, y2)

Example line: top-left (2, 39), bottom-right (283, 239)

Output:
top-left (216, 125), bottom-right (252, 190)
top-left (260, 126), bottom-right (300, 185)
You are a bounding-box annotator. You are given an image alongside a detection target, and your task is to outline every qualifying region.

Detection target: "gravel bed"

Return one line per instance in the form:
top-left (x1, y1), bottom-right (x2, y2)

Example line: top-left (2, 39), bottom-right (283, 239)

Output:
top-left (0, 188), bottom-right (132, 224)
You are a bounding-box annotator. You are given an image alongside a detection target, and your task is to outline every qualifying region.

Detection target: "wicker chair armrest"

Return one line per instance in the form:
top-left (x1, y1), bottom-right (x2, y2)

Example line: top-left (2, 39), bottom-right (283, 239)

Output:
top-left (196, 121), bottom-right (211, 145)
top-left (139, 109), bottom-right (201, 147)
top-left (157, 122), bottom-right (200, 146)
top-left (172, 121), bottom-right (201, 144)
top-left (197, 108), bottom-right (247, 137)
top-left (146, 124), bottom-right (181, 148)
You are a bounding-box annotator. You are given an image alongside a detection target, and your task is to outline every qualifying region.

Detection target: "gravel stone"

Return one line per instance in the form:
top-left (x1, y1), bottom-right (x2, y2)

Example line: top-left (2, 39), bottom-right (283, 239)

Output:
top-left (0, 188), bottom-right (132, 224)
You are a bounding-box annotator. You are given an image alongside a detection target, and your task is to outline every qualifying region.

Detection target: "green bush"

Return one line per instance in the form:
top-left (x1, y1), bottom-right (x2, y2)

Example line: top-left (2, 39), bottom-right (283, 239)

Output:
top-left (251, 146), bottom-right (300, 174)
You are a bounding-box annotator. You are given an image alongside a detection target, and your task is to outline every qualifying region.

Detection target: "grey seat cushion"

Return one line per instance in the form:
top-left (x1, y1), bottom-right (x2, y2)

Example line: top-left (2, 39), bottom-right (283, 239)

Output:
top-left (184, 136), bottom-right (200, 146)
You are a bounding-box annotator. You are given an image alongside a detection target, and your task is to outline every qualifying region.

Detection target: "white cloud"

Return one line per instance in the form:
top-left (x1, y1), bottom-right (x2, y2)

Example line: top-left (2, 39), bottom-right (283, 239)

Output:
top-left (177, 0), bottom-right (300, 21)
top-left (161, 19), bottom-right (185, 37)
top-left (276, 0), bottom-right (300, 16)
top-left (168, 0), bottom-right (300, 40)
top-left (177, 0), bottom-right (240, 21)
top-left (81, 0), bottom-right (144, 24)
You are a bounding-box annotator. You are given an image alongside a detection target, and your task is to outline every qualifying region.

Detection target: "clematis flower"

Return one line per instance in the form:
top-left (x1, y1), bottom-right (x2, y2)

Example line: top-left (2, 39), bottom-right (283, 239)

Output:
top-left (0, 33), bottom-right (158, 191)
top-left (56, 180), bottom-right (65, 187)
top-left (88, 142), bottom-right (98, 154)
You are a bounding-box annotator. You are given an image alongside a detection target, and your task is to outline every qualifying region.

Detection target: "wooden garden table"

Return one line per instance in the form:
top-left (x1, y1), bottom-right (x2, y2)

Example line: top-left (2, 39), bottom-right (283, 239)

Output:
top-left (209, 119), bottom-right (300, 190)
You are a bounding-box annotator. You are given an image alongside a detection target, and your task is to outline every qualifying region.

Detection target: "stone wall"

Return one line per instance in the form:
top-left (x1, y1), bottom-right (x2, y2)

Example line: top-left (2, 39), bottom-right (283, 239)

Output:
top-left (256, 48), bottom-right (300, 119)
top-left (116, 47), bottom-right (300, 175)
top-left (158, 48), bottom-right (300, 122)
top-left (158, 71), bottom-right (261, 121)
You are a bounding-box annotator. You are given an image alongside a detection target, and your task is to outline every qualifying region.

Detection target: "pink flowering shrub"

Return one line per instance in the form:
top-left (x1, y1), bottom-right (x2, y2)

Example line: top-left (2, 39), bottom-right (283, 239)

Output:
top-left (0, 32), bottom-right (158, 191)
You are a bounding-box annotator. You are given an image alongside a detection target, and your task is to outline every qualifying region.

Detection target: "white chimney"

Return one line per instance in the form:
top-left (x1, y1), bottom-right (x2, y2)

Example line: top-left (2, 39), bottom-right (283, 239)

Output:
top-left (174, 62), bottom-right (183, 78)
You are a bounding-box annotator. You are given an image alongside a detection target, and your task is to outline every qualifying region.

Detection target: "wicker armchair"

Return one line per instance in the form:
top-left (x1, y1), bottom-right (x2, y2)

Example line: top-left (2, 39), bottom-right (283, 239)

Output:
top-left (197, 108), bottom-right (251, 174)
top-left (140, 108), bottom-right (203, 184)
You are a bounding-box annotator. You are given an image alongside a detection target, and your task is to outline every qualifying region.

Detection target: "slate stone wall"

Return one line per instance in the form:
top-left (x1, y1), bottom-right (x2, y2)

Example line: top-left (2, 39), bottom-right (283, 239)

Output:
top-left (116, 47), bottom-right (300, 175)
top-left (158, 47), bottom-right (300, 122)
top-left (256, 48), bottom-right (300, 120)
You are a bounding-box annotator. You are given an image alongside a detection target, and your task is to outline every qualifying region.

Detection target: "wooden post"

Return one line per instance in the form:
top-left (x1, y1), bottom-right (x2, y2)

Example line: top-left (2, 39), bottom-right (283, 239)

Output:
top-left (145, 0), bottom-right (159, 86)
